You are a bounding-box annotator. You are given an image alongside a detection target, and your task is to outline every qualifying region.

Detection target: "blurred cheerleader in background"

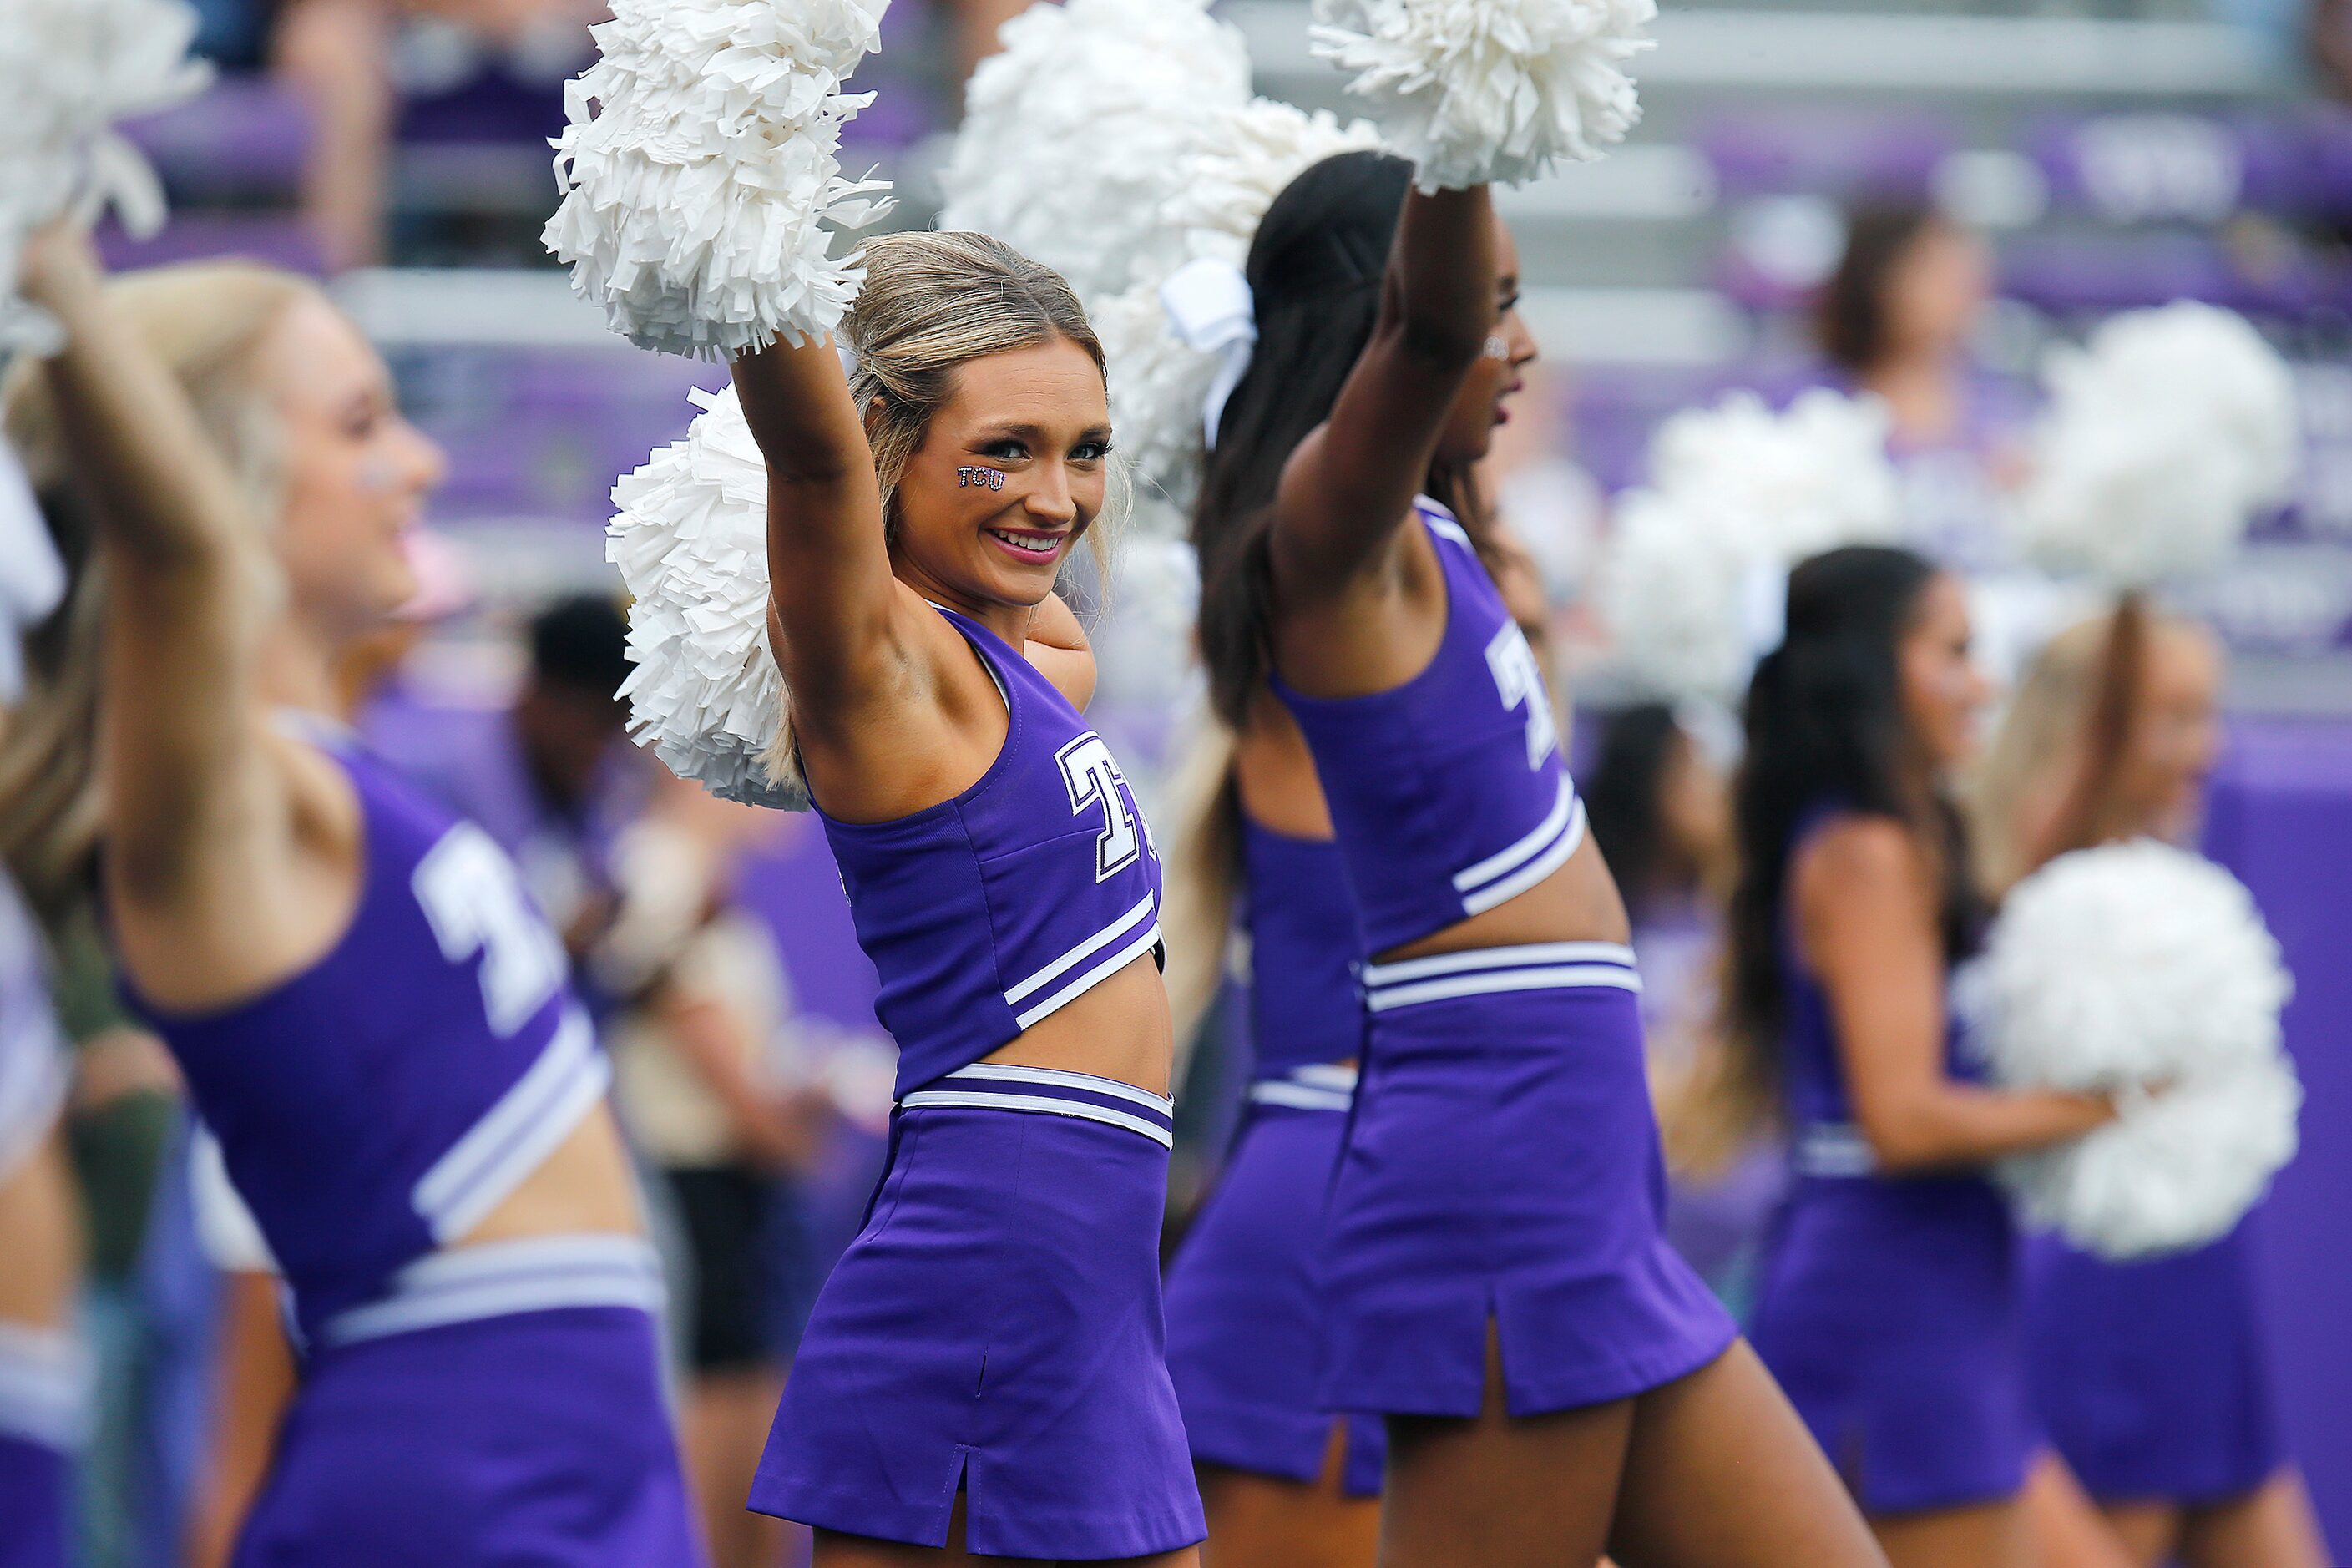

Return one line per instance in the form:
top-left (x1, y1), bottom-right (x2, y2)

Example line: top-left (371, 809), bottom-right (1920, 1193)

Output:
top-left (1816, 205), bottom-right (2024, 577)
top-left (1720, 546), bottom-right (2129, 1568)
top-left (0, 227), bottom-right (700, 1565)
top-left (1578, 705), bottom-right (1787, 1311)
top-left (1974, 608), bottom-right (2331, 1568)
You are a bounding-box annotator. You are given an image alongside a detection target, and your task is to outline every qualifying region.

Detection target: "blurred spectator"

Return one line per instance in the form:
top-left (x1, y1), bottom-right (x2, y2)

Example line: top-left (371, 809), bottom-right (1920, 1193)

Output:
top-left (2317, 0), bottom-right (2352, 99)
top-left (1818, 203), bottom-right (2031, 575)
top-left (271, 0), bottom-right (603, 271)
top-left (598, 778), bottom-right (832, 1568)
top-left (365, 593), bottom-right (648, 972)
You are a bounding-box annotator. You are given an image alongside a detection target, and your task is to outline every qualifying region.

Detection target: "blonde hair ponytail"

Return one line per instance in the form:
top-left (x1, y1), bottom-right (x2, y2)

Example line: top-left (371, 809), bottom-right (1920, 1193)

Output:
top-left (0, 260), bottom-right (317, 924)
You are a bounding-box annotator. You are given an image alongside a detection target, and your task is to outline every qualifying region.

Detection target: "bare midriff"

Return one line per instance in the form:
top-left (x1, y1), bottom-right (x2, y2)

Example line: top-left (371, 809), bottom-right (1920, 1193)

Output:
top-left (983, 952), bottom-right (1177, 1099)
top-left (457, 1102), bottom-right (645, 1247)
top-left (1376, 834), bottom-right (1631, 966)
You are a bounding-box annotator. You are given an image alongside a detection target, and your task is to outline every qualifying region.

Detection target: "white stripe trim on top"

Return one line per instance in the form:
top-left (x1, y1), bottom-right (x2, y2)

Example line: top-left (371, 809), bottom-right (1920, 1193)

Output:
top-left (412, 1009), bottom-right (610, 1244)
top-left (1009, 917), bottom-right (1164, 1031)
top-left (0, 1324), bottom-right (91, 1452)
top-left (898, 1089), bottom-right (1176, 1148)
top-left (1363, 942), bottom-right (1636, 989)
top-left (1247, 1080), bottom-right (1355, 1112)
top-left (1460, 796), bottom-right (1587, 917)
top-left (1453, 778), bottom-right (1576, 898)
top-left (1003, 894), bottom-right (1156, 1009)
top-left (943, 1061), bottom-right (1174, 1115)
top-left (321, 1234), bottom-right (665, 1348)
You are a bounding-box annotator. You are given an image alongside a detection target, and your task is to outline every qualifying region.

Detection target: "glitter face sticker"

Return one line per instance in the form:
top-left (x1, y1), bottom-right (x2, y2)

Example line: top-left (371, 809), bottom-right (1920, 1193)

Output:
top-left (957, 467), bottom-right (1008, 491)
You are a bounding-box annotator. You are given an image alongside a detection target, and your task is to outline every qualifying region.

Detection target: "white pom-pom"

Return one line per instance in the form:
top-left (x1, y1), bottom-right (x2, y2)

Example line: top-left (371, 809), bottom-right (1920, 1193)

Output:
top-left (1963, 840), bottom-right (2301, 1259)
top-left (1308, 0), bottom-right (1655, 191)
top-left (608, 384), bottom-right (807, 808)
top-left (544, 0), bottom-right (895, 360)
top-left (0, 0), bottom-right (210, 352)
top-left (938, 0), bottom-right (1252, 306)
top-left (2016, 302), bottom-right (2297, 589)
top-left (1598, 389), bottom-right (1901, 703)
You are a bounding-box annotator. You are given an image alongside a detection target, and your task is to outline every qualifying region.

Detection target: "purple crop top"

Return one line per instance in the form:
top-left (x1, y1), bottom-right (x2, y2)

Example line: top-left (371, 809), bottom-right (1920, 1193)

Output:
top-left (816, 604), bottom-right (1165, 1100)
top-left (1274, 498), bottom-right (1585, 957)
top-left (1237, 818), bottom-right (1361, 1078)
top-left (124, 727), bottom-right (609, 1344)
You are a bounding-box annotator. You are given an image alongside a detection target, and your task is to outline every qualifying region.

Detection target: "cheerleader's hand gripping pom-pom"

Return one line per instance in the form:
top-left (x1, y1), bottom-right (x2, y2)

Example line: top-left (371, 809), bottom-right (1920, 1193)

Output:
top-left (1960, 840), bottom-right (2301, 1258)
top-left (544, 0), bottom-right (895, 360)
top-left (1309, 0), bottom-right (1656, 191)
top-left (1, 0), bottom-right (211, 352)
top-left (609, 384), bottom-right (808, 808)
top-left (2016, 302), bottom-right (2298, 589)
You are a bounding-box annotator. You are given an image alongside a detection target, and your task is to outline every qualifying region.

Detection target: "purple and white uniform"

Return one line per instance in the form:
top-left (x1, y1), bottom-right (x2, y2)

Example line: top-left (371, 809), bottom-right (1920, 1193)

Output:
top-left (1747, 807), bottom-right (2031, 1514)
top-left (1163, 820), bottom-right (1383, 1495)
top-left (122, 726), bottom-right (699, 1566)
top-left (749, 604), bottom-right (1205, 1560)
top-left (0, 874), bottom-right (80, 1568)
top-left (1274, 499), bottom-right (1733, 1419)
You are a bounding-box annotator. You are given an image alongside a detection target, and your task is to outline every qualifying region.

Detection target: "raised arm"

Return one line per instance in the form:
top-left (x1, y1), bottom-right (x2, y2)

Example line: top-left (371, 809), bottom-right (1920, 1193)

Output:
top-left (15, 229), bottom-right (286, 908)
top-left (731, 338), bottom-right (903, 733)
top-left (1269, 185), bottom-right (1495, 590)
top-left (1799, 817), bottom-right (2112, 1175)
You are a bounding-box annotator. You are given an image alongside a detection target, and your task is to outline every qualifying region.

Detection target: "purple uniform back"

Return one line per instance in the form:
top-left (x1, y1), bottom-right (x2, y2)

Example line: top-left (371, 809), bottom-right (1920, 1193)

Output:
top-left (1238, 820), bottom-right (1359, 1077)
top-left (124, 731), bottom-right (606, 1346)
top-left (1274, 499), bottom-right (1581, 956)
top-left (817, 605), bottom-right (1163, 1099)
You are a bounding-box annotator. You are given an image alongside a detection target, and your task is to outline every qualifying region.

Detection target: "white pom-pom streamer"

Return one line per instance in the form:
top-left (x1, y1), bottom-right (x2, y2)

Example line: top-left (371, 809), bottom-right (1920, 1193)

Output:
top-left (0, 0), bottom-right (210, 352)
top-left (1962, 840), bottom-right (2301, 1259)
top-left (1598, 389), bottom-right (1901, 704)
top-left (1104, 102), bottom-right (1382, 521)
top-left (544, 0), bottom-right (895, 359)
top-left (2016, 302), bottom-right (2297, 589)
top-left (1309, 0), bottom-right (1655, 191)
top-left (938, 0), bottom-right (1252, 307)
top-left (608, 384), bottom-right (807, 808)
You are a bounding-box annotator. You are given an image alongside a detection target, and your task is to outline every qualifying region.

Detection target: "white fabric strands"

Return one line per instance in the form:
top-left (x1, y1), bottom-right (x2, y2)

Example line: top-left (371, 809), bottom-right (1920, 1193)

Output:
top-left (0, 0), bottom-right (210, 353)
top-left (608, 384), bottom-right (807, 808)
top-left (1308, 0), bottom-right (1655, 192)
top-left (1598, 388), bottom-right (1900, 706)
top-left (1958, 840), bottom-right (2302, 1260)
top-left (544, 0), bottom-right (895, 360)
top-left (2015, 302), bottom-right (2298, 589)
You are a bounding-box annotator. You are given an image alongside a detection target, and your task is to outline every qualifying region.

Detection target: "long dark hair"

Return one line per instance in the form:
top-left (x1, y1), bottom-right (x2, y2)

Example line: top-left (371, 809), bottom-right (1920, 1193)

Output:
top-left (1191, 149), bottom-right (1492, 726)
top-left (1582, 704), bottom-right (1683, 917)
top-left (1722, 546), bottom-right (1980, 1095)
top-left (1816, 203), bottom-right (1939, 377)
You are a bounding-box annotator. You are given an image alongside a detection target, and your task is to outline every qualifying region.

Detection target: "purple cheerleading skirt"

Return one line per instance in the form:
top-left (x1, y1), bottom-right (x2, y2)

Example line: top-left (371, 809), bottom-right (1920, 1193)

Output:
top-left (0, 1435), bottom-right (68, 1568)
top-left (233, 1262), bottom-right (701, 1567)
top-left (1748, 1141), bottom-right (2034, 1515)
top-left (1322, 947), bottom-right (1737, 1419)
top-left (2024, 1222), bottom-right (2284, 1504)
top-left (750, 1064), bottom-right (1206, 1560)
top-left (1164, 1068), bottom-right (1384, 1497)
